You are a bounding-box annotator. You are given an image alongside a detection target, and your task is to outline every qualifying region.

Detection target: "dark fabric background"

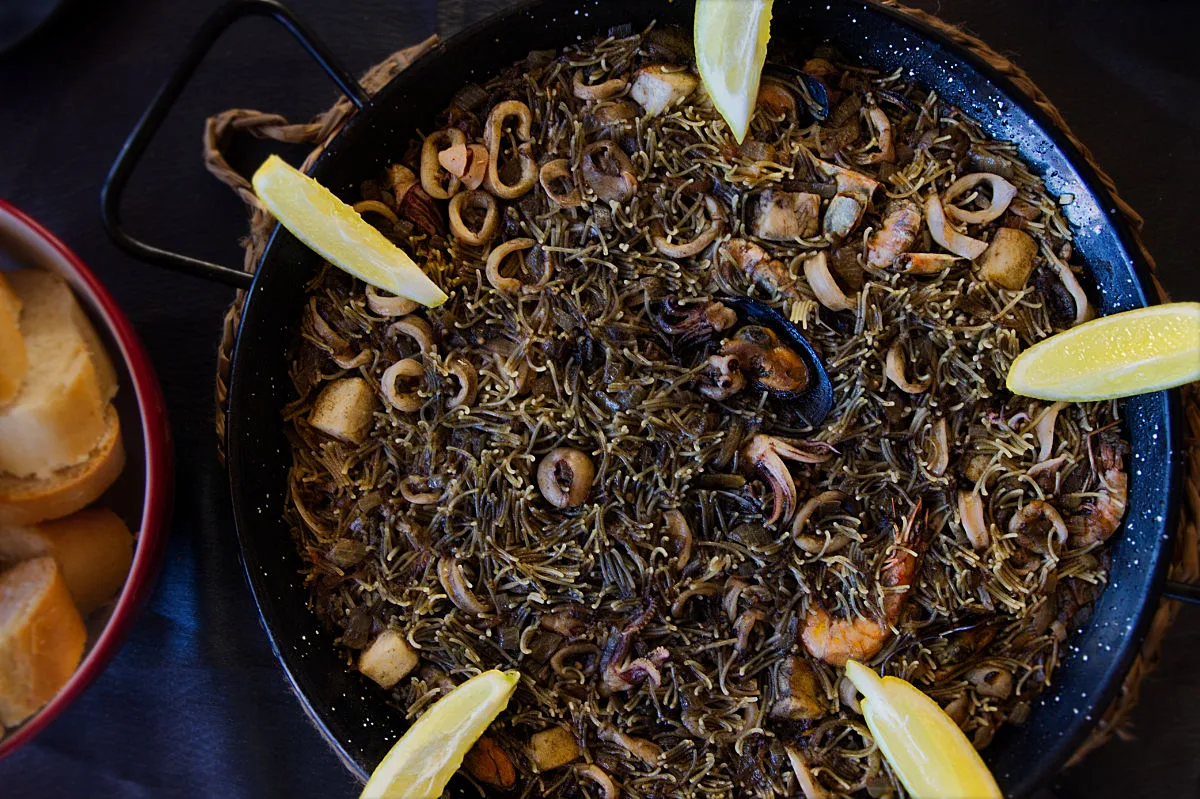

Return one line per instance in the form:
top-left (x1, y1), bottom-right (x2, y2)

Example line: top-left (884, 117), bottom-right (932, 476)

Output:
top-left (0, 1), bottom-right (1197, 797)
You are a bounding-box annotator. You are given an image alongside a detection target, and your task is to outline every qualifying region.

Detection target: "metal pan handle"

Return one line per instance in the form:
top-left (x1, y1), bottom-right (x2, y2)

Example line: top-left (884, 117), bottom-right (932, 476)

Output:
top-left (1162, 580), bottom-right (1200, 605)
top-left (100, 0), bottom-right (367, 290)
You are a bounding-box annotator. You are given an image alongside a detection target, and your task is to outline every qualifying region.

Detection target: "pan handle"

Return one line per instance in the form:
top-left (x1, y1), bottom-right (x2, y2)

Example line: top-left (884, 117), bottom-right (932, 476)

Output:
top-left (100, 0), bottom-right (367, 290)
top-left (1162, 580), bottom-right (1200, 605)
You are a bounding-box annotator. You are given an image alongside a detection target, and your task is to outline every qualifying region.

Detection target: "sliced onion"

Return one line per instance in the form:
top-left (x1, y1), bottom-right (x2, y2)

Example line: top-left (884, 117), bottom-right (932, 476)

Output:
top-left (957, 490), bottom-right (989, 550)
top-left (670, 582), bottom-right (719, 618)
top-left (786, 747), bottom-right (829, 799)
top-left (926, 417), bottom-right (949, 476)
top-left (885, 342), bottom-right (930, 393)
top-left (925, 193), bottom-right (988, 259)
top-left (1034, 401), bottom-right (1069, 463)
top-left (803, 251), bottom-right (856, 312)
top-left (1027, 454), bottom-right (1069, 480)
top-left (1046, 250), bottom-right (1094, 326)
top-left (943, 172), bottom-right (1019, 224)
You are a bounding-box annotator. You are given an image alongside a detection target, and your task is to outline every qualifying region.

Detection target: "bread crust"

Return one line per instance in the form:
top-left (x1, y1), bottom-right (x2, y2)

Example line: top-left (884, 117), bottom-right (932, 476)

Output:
top-left (0, 557), bottom-right (86, 727)
top-left (0, 508), bottom-right (134, 615)
top-left (0, 270), bottom-right (117, 477)
top-left (0, 409), bottom-right (124, 527)
top-left (0, 273), bottom-right (27, 407)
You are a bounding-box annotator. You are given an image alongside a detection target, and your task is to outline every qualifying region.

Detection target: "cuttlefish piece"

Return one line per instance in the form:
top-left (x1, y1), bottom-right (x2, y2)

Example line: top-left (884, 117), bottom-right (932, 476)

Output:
top-left (630, 64), bottom-right (699, 116)
top-left (741, 434), bottom-right (837, 525)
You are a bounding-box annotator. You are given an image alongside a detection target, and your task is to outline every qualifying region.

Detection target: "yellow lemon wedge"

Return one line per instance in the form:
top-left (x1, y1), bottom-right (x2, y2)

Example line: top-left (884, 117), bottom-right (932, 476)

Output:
top-left (845, 660), bottom-right (1002, 799)
top-left (360, 669), bottom-right (519, 799)
top-left (694, 0), bottom-right (773, 143)
top-left (251, 154), bottom-right (447, 307)
top-left (1007, 302), bottom-right (1200, 401)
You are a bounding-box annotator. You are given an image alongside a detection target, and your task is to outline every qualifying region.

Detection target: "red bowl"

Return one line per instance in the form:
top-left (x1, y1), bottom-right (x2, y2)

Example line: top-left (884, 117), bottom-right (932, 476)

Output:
top-left (0, 200), bottom-right (173, 757)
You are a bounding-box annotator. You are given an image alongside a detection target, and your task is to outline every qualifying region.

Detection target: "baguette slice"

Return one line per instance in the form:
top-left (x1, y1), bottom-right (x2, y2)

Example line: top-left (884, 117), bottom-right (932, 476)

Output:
top-left (0, 270), bottom-right (117, 478)
top-left (0, 557), bottom-right (86, 727)
top-left (0, 273), bottom-right (27, 406)
top-left (0, 508), bottom-right (133, 616)
top-left (0, 407), bottom-right (124, 527)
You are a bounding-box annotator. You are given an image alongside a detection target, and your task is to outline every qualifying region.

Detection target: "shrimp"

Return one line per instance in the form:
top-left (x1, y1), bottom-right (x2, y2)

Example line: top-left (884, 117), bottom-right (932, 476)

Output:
top-left (718, 238), bottom-right (797, 300)
top-left (1067, 434), bottom-right (1128, 546)
top-left (1009, 499), bottom-right (1068, 555)
top-left (802, 501), bottom-right (924, 667)
top-left (865, 199), bottom-right (921, 269)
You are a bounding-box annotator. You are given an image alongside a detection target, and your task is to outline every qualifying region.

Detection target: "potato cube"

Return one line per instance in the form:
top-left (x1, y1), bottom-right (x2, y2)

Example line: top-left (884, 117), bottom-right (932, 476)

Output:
top-left (976, 227), bottom-right (1038, 290)
top-left (358, 629), bottom-right (418, 689)
top-left (529, 726), bottom-right (580, 772)
top-left (308, 378), bottom-right (376, 444)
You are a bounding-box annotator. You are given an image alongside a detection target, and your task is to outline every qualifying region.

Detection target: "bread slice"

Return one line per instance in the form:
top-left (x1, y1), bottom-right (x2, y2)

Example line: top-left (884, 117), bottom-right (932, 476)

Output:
top-left (0, 407), bottom-right (124, 527)
top-left (0, 270), bottom-right (118, 478)
top-left (0, 557), bottom-right (86, 727)
top-left (0, 273), bottom-right (27, 406)
top-left (0, 508), bottom-right (133, 616)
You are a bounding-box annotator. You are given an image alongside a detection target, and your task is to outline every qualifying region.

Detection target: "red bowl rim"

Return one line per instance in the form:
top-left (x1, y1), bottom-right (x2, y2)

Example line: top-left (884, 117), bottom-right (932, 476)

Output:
top-left (0, 200), bottom-right (174, 757)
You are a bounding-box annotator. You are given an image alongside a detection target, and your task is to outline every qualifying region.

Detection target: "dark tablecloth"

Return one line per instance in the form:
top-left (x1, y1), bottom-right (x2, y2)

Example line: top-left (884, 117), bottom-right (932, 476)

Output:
top-left (1, 1), bottom-right (1197, 797)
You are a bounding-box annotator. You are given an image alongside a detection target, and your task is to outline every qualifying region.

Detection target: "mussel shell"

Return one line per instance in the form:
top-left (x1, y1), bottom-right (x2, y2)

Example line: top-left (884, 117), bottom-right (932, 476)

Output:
top-left (763, 65), bottom-right (831, 123)
top-left (720, 296), bottom-right (835, 428)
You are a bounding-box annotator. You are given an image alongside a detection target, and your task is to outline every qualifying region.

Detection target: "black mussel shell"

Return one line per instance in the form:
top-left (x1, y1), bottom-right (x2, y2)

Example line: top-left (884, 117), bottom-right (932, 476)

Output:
top-left (763, 65), bottom-right (831, 123)
top-left (720, 296), bottom-right (835, 428)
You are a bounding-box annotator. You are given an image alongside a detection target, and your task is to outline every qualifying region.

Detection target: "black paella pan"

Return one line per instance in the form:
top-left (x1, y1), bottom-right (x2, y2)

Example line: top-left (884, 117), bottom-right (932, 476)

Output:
top-left (101, 0), bottom-right (1196, 794)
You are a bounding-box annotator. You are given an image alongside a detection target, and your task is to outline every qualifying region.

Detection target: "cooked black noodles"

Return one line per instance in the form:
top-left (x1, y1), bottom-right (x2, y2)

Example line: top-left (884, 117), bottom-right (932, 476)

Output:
top-left (284, 25), bottom-right (1125, 798)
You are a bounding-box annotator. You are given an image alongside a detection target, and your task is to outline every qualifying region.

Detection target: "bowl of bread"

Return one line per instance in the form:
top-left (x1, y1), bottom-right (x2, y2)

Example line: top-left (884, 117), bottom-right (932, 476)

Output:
top-left (0, 200), bottom-right (171, 756)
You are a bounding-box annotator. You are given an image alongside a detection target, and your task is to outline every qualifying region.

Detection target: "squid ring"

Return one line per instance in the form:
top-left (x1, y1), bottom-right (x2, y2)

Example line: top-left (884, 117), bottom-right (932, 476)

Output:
top-left (483, 100), bottom-right (538, 199)
top-left (485, 237), bottom-right (537, 294)
top-left (381, 358), bottom-right (425, 413)
top-left (539, 159), bottom-right (583, 207)
top-left (650, 195), bottom-right (726, 258)
top-left (572, 71), bottom-right (627, 101)
top-left (420, 128), bottom-right (466, 200)
top-left (448, 190), bottom-right (500, 246)
top-left (943, 172), bottom-right (1019, 225)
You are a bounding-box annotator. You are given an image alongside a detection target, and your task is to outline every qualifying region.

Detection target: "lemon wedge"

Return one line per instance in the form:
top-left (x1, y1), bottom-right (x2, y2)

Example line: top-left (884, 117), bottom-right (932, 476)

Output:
top-left (845, 660), bottom-right (1002, 799)
top-left (694, 0), bottom-right (774, 143)
top-left (251, 155), bottom-right (447, 307)
top-left (360, 669), bottom-right (519, 799)
top-left (1007, 302), bottom-right (1200, 400)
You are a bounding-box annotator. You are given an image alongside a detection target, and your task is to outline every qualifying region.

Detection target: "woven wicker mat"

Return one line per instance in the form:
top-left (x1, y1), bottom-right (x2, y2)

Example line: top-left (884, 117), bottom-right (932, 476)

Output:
top-left (203, 6), bottom-right (1199, 767)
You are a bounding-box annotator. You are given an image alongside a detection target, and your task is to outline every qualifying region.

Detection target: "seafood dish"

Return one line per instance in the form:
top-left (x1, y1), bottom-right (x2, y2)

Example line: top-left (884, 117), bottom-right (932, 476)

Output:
top-left (283, 24), bottom-right (1127, 798)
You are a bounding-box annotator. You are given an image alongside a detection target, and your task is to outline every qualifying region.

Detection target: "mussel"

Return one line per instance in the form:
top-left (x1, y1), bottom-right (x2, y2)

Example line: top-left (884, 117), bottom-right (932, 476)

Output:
top-left (761, 65), bottom-right (831, 124)
top-left (717, 296), bottom-right (834, 428)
